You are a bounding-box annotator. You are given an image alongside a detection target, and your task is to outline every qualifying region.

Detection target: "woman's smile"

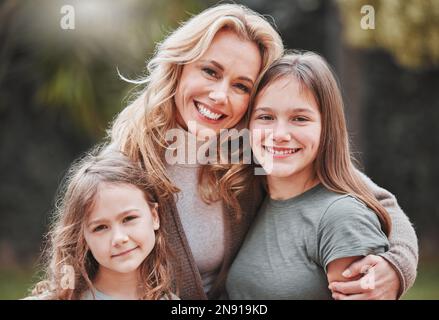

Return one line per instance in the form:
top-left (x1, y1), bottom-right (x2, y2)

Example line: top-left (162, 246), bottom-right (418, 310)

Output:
top-left (194, 100), bottom-right (227, 122)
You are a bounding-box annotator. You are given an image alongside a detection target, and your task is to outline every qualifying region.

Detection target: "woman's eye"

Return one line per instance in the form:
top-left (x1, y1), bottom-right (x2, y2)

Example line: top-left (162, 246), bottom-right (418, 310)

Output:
top-left (234, 83), bottom-right (250, 93)
top-left (93, 225), bottom-right (107, 233)
top-left (202, 67), bottom-right (217, 78)
top-left (123, 216), bottom-right (138, 223)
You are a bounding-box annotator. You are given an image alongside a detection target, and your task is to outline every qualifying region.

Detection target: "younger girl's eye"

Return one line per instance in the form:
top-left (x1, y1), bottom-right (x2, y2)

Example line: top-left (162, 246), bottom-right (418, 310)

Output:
top-left (202, 67), bottom-right (217, 78)
top-left (122, 215), bottom-right (138, 223)
top-left (93, 225), bottom-right (107, 233)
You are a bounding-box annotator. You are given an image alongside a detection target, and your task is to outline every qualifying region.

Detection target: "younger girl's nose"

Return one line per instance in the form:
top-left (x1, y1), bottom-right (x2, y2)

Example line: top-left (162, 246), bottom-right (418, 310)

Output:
top-left (112, 228), bottom-right (129, 247)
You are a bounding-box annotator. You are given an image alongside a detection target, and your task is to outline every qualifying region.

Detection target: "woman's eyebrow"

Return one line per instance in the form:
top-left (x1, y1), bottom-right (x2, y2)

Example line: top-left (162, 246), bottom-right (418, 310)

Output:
top-left (200, 59), bottom-right (225, 71)
top-left (199, 59), bottom-right (255, 84)
top-left (238, 76), bottom-right (254, 85)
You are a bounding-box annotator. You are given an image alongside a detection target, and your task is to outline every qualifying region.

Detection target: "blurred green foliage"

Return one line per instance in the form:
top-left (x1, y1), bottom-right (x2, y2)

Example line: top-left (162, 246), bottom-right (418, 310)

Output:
top-left (2, 260), bottom-right (438, 300)
top-left (1, 0), bottom-right (205, 138)
top-left (402, 261), bottom-right (439, 300)
top-left (337, 0), bottom-right (439, 69)
top-left (0, 268), bottom-right (35, 300)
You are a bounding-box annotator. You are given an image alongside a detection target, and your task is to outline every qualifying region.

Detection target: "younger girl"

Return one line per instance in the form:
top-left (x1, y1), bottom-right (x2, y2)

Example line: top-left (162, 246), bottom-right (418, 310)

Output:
top-left (226, 52), bottom-right (391, 299)
top-left (28, 148), bottom-right (177, 300)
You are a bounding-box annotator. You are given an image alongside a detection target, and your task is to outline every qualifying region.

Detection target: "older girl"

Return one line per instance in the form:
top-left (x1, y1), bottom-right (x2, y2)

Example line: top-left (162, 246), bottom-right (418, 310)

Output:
top-left (226, 52), bottom-right (400, 299)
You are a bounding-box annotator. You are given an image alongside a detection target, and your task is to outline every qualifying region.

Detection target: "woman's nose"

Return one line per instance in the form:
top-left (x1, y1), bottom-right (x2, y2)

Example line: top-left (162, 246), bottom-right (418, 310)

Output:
top-left (209, 82), bottom-right (228, 104)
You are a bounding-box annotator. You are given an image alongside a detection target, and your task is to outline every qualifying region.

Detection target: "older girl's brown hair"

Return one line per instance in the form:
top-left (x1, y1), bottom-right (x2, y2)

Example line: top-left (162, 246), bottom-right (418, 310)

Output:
top-left (29, 146), bottom-right (174, 299)
top-left (249, 51), bottom-right (392, 236)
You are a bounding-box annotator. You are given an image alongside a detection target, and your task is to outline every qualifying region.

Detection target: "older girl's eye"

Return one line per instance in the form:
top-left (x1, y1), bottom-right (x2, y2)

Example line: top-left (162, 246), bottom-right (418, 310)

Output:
top-left (293, 116), bottom-right (309, 122)
top-left (202, 67), bottom-right (217, 78)
top-left (93, 225), bottom-right (107, 233)
top-left (234, 83), bottom-right (250, 93)
top-left (123, 215), bottom-right (138, 223)
top-left (257, 114), bottom-right (274, 121)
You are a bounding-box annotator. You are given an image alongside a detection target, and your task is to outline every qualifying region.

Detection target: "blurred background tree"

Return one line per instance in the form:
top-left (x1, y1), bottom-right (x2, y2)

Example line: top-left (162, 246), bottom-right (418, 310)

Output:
top-left (0, 0), bottom-right (438, 299)
top-left (337, 0), bottom-right (439, 68)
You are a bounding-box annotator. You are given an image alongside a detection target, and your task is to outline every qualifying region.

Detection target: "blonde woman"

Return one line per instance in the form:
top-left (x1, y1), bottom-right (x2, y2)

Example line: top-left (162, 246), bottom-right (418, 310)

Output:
top-left (108, 4), bottom-right (417, 299)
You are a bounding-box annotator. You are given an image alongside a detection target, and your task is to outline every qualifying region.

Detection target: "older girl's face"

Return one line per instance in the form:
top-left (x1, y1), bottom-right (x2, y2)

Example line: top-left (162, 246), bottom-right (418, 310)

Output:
top-left (174, 29), bottom-right (262, 137)
top-left (250, 76), bottom-right (321, 180)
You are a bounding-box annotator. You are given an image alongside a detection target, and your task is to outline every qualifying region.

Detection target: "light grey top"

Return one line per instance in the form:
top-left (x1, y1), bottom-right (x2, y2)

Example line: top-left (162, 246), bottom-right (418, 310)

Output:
top-left (166, 128), bottom-right (225, 295)
top-left (226, 184), bottom-right (389, 300)
top-left (81, 289), bottom-right (115, 300)
top-left (81, 289), bottom-right (180, 300)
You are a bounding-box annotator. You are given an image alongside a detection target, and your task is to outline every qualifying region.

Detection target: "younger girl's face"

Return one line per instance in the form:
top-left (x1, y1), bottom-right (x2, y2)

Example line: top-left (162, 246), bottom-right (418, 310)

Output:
top-left (250, 76), bottom-right (322, 180)
top-left (84, 183), bottom-right (160, 275)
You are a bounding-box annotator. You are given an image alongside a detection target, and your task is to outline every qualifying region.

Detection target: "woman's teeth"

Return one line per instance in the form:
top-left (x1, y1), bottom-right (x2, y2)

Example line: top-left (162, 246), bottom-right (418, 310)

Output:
top-left (265, 146), bottom-right (300, 155)
top-left (195, 102), bottom-right (224, 120)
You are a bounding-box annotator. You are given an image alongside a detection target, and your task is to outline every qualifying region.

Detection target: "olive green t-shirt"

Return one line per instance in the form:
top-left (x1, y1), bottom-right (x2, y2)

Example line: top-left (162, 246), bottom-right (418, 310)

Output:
top-left (226, 184), bottom-right (389, 300)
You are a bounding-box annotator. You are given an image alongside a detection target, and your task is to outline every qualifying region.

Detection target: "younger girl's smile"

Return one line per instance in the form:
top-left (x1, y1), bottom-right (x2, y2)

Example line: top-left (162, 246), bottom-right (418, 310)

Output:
top-left (111, 246), bottom-right (140, 259)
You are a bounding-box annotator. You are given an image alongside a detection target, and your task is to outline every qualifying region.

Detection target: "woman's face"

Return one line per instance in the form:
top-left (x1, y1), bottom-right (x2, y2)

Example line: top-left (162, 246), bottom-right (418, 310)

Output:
top-left (174, 29), bottom-right (262, 137)
top-left (84, 183), bottom-right (160, 275)
top-left (250, 76), bottom-right (321, 180)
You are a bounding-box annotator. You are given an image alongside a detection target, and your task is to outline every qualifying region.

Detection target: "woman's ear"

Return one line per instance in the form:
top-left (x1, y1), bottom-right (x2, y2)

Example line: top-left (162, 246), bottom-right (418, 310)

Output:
top-left (151, 203), bottom-right (160, 230)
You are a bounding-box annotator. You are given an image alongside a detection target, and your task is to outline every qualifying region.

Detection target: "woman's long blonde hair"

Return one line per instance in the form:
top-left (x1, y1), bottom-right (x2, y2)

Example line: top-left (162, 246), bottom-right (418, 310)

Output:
top-left (29, 147), bottom-right (174, 299)
top-left (109, 4), bottom-right (283, 216)
top-left (249, 51), bottom-right (392, 236)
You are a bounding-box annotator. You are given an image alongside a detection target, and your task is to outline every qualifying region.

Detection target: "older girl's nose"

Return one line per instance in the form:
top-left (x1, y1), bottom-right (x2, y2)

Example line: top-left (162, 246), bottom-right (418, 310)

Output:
top-left (272, 122), bottom-right (292, 143)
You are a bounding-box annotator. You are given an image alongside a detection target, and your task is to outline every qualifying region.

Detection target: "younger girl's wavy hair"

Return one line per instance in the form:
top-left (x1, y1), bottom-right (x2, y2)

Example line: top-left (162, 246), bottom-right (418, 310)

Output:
top-left (29, 146), bottom-right (174, 299)
top-left (248, 51), bottom-right (392, 236)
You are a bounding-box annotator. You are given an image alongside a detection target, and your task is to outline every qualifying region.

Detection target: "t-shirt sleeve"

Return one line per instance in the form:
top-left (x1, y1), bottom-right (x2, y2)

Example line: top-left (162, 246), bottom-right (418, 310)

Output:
top-left (318, 196), bottom-right (390, 273)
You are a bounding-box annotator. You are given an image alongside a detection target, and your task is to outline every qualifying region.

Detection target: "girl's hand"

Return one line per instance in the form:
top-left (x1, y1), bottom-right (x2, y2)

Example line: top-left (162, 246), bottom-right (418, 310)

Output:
top-left (328, 255), bottom-right (400, 300)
